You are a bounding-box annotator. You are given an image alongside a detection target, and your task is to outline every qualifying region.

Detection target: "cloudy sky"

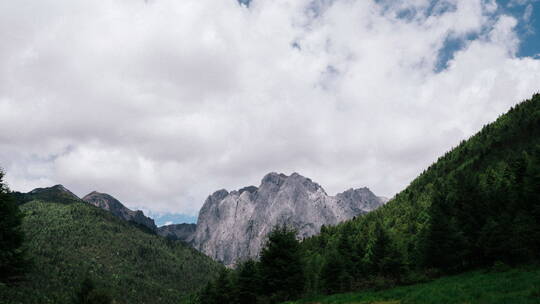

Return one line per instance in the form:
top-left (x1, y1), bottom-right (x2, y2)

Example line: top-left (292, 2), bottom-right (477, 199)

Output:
top-left (1, 0), bottom-right (539, 225)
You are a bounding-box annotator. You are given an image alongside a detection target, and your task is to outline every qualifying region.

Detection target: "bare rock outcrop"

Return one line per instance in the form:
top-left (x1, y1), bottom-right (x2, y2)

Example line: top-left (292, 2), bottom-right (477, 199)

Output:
top-left (192, 172), bottom-right (385, 266)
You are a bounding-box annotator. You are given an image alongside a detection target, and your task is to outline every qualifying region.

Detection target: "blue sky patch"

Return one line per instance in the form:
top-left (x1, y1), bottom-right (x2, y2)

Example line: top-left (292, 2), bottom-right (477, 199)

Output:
top-left (148, 212), bottom-right (198, 226)
top-left (496, 0), bottom-right (540, 57)
top-left (238, 0), bottom-right (251, 7)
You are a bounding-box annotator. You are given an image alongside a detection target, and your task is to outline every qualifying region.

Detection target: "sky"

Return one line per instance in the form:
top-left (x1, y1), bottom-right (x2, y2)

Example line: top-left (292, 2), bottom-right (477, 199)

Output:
top-left (1, 0), bottom-right (539, 225)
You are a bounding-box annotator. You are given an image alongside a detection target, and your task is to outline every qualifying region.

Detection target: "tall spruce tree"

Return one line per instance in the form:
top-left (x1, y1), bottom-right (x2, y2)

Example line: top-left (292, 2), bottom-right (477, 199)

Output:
top-left (321, 249), bottom-right (345, 294)
top-left (0, 168), bottom-right (27, 284)
top-left (213, 268), bottom-right (233, 304)
top-left (235, 260), bottom-right (259, 304)
top-left (259, 225), bottom-right (305, 303)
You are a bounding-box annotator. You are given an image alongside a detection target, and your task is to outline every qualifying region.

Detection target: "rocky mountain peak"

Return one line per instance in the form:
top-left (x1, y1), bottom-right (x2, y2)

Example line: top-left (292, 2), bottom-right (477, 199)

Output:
top-left (192, 172), bottom-right (385, 266)
top-left (257, 172), bottom-right (326, 201)
top-left (82, 191), bottom-right (156, 231)
top-left (211, 189), bottom-right (229, 200)
top-left (238, 185), bottom-right (257, 194)
top-left (83, 191), bottom-right (124, 210)
top-left (261, 172), bottom-right (287, 186)
top-left (335, 187), bottom-right (386, 212)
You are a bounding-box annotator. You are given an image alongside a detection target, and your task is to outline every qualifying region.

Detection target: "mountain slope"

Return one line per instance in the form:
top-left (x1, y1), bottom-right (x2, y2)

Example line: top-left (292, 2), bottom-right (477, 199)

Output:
top-left (158, 223), bottom-right (197, 243)
top-left (196, 95), bottom-right (540, 304)
top-left (192, 172), bottom-right (385, 266)
top-left (1, 194), bottom-right (221, 303)
top-left (82, 191), bottom-right (157, 231)
top-left (297, 93), bottom-right (540, 294)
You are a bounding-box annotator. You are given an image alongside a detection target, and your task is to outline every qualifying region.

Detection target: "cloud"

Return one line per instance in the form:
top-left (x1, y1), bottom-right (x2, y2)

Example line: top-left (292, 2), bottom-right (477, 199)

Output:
top-left (508, 0), bottom-right (532, 7)
top-left (524, 3), bottom-right (533, 22)
top-left (1, 0), bottom-right (539, 215)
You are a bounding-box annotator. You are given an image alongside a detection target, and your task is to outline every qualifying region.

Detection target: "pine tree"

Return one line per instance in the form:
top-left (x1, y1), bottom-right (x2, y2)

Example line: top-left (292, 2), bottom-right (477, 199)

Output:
top-left (213, 268), bottom-right (233, 304)
top-left (0, 168), bottom-right (27, 284)
top-left (259, 225), bottom-right (305, 303)
top-left (320, 250), bottom-right (345, 294)
top-left (235, 260), bottom-right (259, 304)
top-left (523, 145), bottom-right (540, 258)
top-left (362, 221), bottom-right (388, 274)
top-left (199, 281), bottom-right (218, 304)
top-left (421, 184), bottom-right (470, 272)
top-left (74, 276), bottom-right (112, 304)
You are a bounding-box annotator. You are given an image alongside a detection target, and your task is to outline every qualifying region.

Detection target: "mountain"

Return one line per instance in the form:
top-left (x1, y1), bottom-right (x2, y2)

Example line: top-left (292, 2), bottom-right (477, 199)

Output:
top-left (196, 95), bottom-right (540, 304)
top-left (11, 184), bottom-right (81, 205)
top-left (157, 223), bottom-right (197, 243)
top-left (82, 191), bottom-right (157, 232)
top-left (192, 172), bottom-right (385, 266)
top-left (2, 188), bottom-right (221, 304)
top-left (294, 94), bottom-right (540, 294)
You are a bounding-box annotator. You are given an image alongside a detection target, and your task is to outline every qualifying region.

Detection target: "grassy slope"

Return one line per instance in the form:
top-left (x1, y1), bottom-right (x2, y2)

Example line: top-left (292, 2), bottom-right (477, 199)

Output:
top-left (1, 200), bottom-right (221, 304)
top-left (289, 265), bottom-right (540, 304)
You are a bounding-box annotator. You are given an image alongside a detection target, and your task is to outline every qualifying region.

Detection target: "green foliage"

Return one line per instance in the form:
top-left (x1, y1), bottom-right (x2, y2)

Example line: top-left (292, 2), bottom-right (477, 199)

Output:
top-left (1, 199), bottom-right (221, 304)
top-left (235, 260), bottom-right (260, 304)
top-left (321, 249), bottom-right (346, 294)
top-left (259, 225), bottom-right (305, 302)
top-left (295, 94), bottom-right (540, 297)
top-left (287, 264), bottom-right (540, 304)
top-left (198, 225), bottom-right (305, 304)
top-left (0, 168), bottom-right (28, 284)
top-left (74, 276), bottom-right (112, 304)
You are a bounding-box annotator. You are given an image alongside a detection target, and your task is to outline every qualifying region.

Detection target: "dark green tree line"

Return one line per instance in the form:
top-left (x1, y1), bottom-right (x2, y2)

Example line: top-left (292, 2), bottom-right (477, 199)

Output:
top-left (0, 168), bottom-right (27, 284)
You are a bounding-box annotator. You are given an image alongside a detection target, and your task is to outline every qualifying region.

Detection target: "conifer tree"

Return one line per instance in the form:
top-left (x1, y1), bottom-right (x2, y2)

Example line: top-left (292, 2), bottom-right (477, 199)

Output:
top-left (213, 268), bottom-right (233, 304)
top-left (259, 225), bottom-right (305, 303)
top-left (74, 276), bottom-right (112, 304)
top-left (0, 168), bottom-right (27, 284)
top-left (362, 221), bottom-right (389, 274)
top-left (235, 260), bottom-right (259, 304)
top-left (321, 250), bottom-right (345, 294)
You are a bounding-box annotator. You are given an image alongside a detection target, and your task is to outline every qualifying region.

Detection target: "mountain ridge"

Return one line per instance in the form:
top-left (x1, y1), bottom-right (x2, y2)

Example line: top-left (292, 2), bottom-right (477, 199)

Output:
top-left (191, 171), bottom-right (386, 266)
top-left (2, 189), bottom-right (221, 303)
top-left (82, 191), bottom-right (157, 231)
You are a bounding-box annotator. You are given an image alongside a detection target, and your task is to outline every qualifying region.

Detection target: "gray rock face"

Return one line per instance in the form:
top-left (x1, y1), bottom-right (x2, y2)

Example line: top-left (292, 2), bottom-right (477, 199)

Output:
top-left (82, 191), bottom-right (157, 231)
top-left (157, 223), bottom-right (197, 243)
top-left (192, 172), bottom-right (386, 266)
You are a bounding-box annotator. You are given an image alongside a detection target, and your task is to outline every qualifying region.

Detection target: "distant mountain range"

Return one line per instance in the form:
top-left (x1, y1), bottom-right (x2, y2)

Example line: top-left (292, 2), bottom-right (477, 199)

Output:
top-left (12, 172), bottom-right (386, 267)
top-left (5, 185), bottom-right (220, 303)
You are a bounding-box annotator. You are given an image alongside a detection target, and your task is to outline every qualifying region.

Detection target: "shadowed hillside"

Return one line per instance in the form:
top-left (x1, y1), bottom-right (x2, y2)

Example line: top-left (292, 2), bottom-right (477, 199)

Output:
top-left (0, 194), bottom-right (221, 304)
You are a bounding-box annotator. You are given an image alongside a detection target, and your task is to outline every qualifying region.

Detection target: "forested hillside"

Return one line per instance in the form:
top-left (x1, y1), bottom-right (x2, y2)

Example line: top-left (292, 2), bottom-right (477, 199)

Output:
top-left (299, 93), bottom-right (540, 293)
top-left (197, 94), bottom-right (540, 303)
top-left (0, 197), bottom-right (221, 304)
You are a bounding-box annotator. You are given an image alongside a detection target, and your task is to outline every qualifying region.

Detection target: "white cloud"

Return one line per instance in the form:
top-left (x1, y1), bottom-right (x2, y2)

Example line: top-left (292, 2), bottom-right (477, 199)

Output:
top-left (1, 0), bottom-right (539, 215)
top-left (524, 3), bottom-right (534, 21)
top-left (508, 0), bottom-right (531, 7)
